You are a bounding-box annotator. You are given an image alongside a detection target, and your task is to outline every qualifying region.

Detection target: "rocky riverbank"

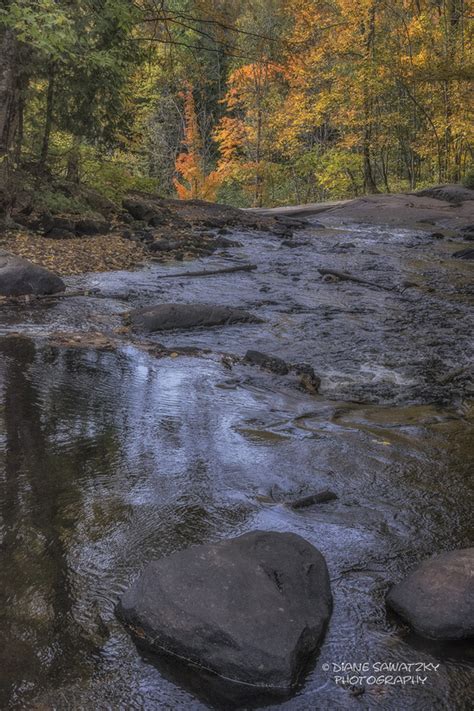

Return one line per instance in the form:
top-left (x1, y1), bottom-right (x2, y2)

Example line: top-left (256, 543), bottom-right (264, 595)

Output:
top-left (0, 184), bottom-right (473, 709)
top-left (1, 183), bottom-right (473, 286)
top-left (0, 188), bottom-right (307, 276)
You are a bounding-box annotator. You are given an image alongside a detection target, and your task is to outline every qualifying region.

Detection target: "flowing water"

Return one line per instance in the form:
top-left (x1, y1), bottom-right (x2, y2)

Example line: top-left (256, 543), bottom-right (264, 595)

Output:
top-left (0, 217), bottom-right (473, 709)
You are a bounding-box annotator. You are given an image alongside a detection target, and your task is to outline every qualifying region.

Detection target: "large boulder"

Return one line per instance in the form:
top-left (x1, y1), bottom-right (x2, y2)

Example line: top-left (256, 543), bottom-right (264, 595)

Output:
top-left (386, 548), bottom-right (474, 640)
top-left (117, 531), bottom-right (332, 695)
top-left (0, 251), bottom-right (65, 296)
top-left (127, 303), bottom-right (261, 332)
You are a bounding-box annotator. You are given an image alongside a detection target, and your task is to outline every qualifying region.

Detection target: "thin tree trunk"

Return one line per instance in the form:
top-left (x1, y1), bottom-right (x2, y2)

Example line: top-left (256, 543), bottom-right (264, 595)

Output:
top-left (38, 65), bottom-right (56, 174)
top-left (0, 28), bottom-right (21, 201)
top-left (363, 127), bottom-right (378, 193)
top-left (67, 136), bottom-right (81, 184)
top-left (15, 94), bottom-right (24, 165)
top-left (361, 3), bottom-right (378, 194)
top-left (255, 107), bottom-right (263, 207)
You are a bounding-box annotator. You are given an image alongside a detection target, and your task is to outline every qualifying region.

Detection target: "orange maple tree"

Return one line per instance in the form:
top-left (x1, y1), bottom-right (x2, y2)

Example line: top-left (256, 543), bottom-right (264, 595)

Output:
top-left (173, 83), bottom-right (224, 201)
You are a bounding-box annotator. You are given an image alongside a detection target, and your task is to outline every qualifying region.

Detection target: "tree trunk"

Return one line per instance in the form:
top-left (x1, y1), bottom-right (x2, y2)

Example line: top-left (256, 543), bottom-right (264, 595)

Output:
top-left (38, 65), bottom-right (56, 175)
top-left (14, 94), bottom-right (24, 165)
top-left (0, 28), bottom-right (21, 200)
top-left (363, 129), bottom-right (378, 193)
top-left (255, 107), bottom-right (263, 207)
top-left (66, 136), bottom-right (81, 184)
top-left (361, 3), bottom-right (379, 194)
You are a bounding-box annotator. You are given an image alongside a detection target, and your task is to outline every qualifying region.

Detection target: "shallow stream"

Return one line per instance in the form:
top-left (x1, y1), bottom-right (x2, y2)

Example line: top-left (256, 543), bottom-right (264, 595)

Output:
top-left (0, 217), bottom-right (473, 709)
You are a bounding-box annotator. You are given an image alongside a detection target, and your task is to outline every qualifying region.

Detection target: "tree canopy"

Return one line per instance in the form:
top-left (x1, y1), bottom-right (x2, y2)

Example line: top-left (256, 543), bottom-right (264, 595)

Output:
top-left (1, 0), bottom-right (472, 208)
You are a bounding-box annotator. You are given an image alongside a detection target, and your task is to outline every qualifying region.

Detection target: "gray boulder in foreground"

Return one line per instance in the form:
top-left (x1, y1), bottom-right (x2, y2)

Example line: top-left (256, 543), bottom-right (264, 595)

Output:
top-left (0, 250), bottom-right (65, 296)
top-left (127, 303), bottom-right (261, 332)
top-left (386, 548), bottom-right (474, 640)
top-left (117, 531), bottom-right (332, 693)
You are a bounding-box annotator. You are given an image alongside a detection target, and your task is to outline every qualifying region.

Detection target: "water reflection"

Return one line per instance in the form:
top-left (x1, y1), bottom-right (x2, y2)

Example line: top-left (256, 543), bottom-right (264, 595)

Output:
top-left (0, 335), bottom-right (472, 709)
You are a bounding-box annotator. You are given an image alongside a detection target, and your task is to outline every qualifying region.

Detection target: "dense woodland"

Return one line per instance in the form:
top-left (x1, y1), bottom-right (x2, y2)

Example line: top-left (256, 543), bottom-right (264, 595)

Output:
top-left (0, 0), bottom-right (472, 212)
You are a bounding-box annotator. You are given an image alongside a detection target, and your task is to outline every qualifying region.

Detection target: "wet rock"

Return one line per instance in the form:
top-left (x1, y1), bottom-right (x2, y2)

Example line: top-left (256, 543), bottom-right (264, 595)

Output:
top-left (430, 232), bottom-right (445, 239)
top-left (213, 236), bottom-right (242, 248)
top-left (322, 273), bottom-right (339, 283)
top-left (281, 239), bottom-right (299, 248)
top-left (0, 250), bottom-right (65, 296)
top-left (452, 248), bottom-right (474, 260)
top-left (275, 215), bottom-right (310, 230)
top-left (127, 303), bottom-right (262, 332)
top-left (386, 548), bottom-right (474, 640)
top-left (273, 229), bottom-right (294, 240)
top-left (459, 224), bottom-right (474, 241)
top-left (75, 218), bottom-right (110, 236)
top-left (293, 363), bottom-right (321, 394)
top-left (244, 350), bottom-right (289, 375)
top-left (117, 531), bottom-right (332, 694)
top-left (287, 490), bottom-right (338, 510)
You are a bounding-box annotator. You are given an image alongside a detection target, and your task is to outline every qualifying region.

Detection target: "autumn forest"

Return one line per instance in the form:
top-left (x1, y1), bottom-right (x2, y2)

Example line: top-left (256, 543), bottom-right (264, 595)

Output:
top-left (1, 3), bottom-right (474, 709)
top-left (1, 0), bottom-right (472, 212)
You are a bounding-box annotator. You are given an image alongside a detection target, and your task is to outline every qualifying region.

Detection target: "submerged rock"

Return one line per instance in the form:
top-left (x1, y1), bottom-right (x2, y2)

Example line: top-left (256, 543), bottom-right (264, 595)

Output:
top-left (244, 350), bottom-right (289, 375)
top-left (0, 250), bottom-right (65, 296)
top-left (117, 531), bottom-right (332, 695)
top-left (386, 548), bottom-right (474, 640)
top-left (127, 303), bottom-right (261, 332)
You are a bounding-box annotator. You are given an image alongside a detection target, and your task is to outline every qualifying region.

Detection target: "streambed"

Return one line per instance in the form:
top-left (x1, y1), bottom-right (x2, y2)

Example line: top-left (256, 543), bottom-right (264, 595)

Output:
top-left (0, 216), bottom-right (473, 709)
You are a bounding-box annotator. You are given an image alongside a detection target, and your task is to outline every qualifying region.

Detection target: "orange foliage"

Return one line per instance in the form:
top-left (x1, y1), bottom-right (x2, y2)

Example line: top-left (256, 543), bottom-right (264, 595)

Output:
top-left (173, 83), bottom-right (225, 201)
